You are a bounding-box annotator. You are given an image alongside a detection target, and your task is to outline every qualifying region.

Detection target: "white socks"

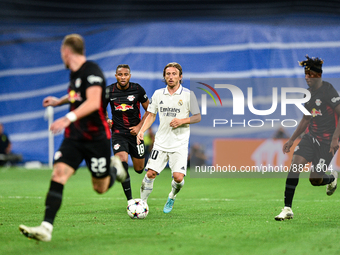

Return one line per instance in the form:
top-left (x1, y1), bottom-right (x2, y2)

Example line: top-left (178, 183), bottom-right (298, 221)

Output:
top-left (141, 174), bottom-right (185, 201)
top-left (140, 174), bottom-right (155, 202)
top-left (169, 179), bottom-right (184, 199)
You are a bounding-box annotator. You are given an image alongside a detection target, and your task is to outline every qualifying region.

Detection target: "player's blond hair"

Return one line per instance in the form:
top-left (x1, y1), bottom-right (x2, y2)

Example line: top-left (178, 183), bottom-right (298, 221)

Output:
top-left (62, 34), bottom-right (85, 55)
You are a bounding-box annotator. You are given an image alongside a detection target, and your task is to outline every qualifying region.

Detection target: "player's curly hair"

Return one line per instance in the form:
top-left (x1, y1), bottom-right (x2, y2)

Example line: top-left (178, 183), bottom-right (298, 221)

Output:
top-left (116, 64), bottom-right (130, 73)
top-left (299, 55), bottom-right (324, 73)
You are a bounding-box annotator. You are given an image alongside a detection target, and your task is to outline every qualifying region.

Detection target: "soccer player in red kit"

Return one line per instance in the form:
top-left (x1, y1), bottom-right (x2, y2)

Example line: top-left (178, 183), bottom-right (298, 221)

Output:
top-left (19, 34), bottom-right (126, 241)
top-left (275, 55), bottom-right (340, 221)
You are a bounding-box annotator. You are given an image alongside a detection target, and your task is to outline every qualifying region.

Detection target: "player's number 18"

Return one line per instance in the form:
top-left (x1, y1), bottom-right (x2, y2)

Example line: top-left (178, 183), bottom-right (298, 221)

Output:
top-left (137, 144), bottom-right (145, 157)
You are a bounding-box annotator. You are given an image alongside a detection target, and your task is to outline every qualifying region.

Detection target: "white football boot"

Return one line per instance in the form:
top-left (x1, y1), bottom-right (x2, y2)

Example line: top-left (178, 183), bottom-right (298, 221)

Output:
top-left (111, 156), bottom-right (127, 183)
top-left (326, 170), bottom-right (338, 196)
top-left (19, 221), bottom-right (53, 242)
top-left (275, 207), bottom-right (294, 221)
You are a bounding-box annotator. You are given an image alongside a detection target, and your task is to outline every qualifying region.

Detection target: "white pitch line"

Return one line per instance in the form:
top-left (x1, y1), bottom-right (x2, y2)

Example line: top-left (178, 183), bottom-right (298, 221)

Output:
top-left (4, 196), bottom-right (43, 199)
top-left (2, 196), bottom-right (339, 203)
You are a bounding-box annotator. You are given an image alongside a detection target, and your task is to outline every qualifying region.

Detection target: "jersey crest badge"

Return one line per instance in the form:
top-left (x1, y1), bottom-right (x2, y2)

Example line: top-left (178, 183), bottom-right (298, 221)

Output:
top-left (178, 99), bottom-right (183, 106)
top-left (315, 99), bottom-right (322, 106)
top-left (127, 95), bottom-right (135, 101)
top-left (75, 78), bottom-right (82, 88)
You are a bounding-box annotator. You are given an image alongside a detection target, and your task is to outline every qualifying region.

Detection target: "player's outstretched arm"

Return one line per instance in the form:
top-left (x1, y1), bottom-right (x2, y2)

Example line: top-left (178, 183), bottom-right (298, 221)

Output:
top-left (283, 115), bottom-right (310, 154)
top-left (137, 112), bottom-right (156, 144)
top-left (43, 95), bottom-right (69, 107)
top-left (330, 104), bottom-right (340, 155)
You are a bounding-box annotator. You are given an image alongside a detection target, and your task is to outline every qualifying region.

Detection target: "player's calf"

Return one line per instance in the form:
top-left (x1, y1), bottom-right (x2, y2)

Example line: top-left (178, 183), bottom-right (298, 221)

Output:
top-left (111, 156), bottom-right (127, 183)
top-left (140, 172), bottom-right (155, 202)
top-left (309, 177), bottom-right (323, 186)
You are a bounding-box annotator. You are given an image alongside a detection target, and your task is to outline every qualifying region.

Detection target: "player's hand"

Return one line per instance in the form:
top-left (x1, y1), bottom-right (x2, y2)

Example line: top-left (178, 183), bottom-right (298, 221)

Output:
top-left (129, 126), bottom-right (140, 136)
top-left (43, 96), bottom-right (59, 107)
top-left (107, 119), bottom-right (113, 129)
top-left (329, 138), bottom-right (339, 156)
top-left (282, 139), bottom-right (294, 154)
top-left (136, 131), bottom-right (144, 145)
top-left (170, 118), bottom-right (183, 128)
top-left (50, 117), bottom-right (71, 134)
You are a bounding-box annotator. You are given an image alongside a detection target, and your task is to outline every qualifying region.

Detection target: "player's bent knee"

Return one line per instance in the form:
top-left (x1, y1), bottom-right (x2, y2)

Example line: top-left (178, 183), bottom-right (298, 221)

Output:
top-left (146, 170), bottom-right (157, 179)
top-left (173, 173), bottom-right (184, 183)
top-left (51, 163), bottom-right (74, 184)
top-left (93, 186), bottom-right (107, 194)
top-left (92, 182), bottom-right (109, 194)
top-left (309, 177), bottom-right (322, 186)
top-left (135, 169), bottom-right (144, 174)
top-left (174, 176), bottom-right (184, 183)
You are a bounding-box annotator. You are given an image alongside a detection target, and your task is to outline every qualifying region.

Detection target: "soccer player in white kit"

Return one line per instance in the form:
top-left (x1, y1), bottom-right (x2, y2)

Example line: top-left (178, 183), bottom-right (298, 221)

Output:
top-left (137, 62), bottom-right (201, 213)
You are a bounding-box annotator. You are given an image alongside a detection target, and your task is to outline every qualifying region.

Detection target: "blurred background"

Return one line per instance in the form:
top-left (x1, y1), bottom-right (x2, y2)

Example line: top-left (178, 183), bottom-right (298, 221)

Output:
top-left (1, 0), bottom-right (340, 166)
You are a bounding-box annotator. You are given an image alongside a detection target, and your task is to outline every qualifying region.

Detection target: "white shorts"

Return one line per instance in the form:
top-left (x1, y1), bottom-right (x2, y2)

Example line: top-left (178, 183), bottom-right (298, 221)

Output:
top-left (146, 147), bottom-right (188, 175)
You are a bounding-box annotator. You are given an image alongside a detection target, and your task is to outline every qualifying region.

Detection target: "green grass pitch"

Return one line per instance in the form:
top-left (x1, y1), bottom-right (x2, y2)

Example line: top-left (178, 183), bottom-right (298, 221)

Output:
top-left (1, 166), bottom-right (340, 255)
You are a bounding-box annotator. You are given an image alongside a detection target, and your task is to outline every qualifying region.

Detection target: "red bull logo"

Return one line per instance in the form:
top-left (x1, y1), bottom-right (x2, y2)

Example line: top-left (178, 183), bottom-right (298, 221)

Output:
top-left (311, 108), bottom-right (322, 117)
top-left (68, 90), bottom-right (82, 103)
top-left (115, 104), bottom-right (134, 111)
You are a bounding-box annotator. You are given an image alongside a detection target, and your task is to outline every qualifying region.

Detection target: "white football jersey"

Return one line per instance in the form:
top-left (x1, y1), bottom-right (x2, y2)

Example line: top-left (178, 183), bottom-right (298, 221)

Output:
top-left (147, 85), bottom-right (200, 152)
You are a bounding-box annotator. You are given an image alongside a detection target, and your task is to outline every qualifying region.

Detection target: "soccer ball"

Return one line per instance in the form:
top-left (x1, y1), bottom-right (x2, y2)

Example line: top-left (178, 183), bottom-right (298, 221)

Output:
top-left (127, 199), bottom-right (149, 219)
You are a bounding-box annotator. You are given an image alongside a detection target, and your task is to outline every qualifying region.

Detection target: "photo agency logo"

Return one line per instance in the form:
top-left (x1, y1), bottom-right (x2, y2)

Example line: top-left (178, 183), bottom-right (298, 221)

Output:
top-left (195, 79), bottom-right (312, 128)
top-left (196, 82), bottom-right (223, 111)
